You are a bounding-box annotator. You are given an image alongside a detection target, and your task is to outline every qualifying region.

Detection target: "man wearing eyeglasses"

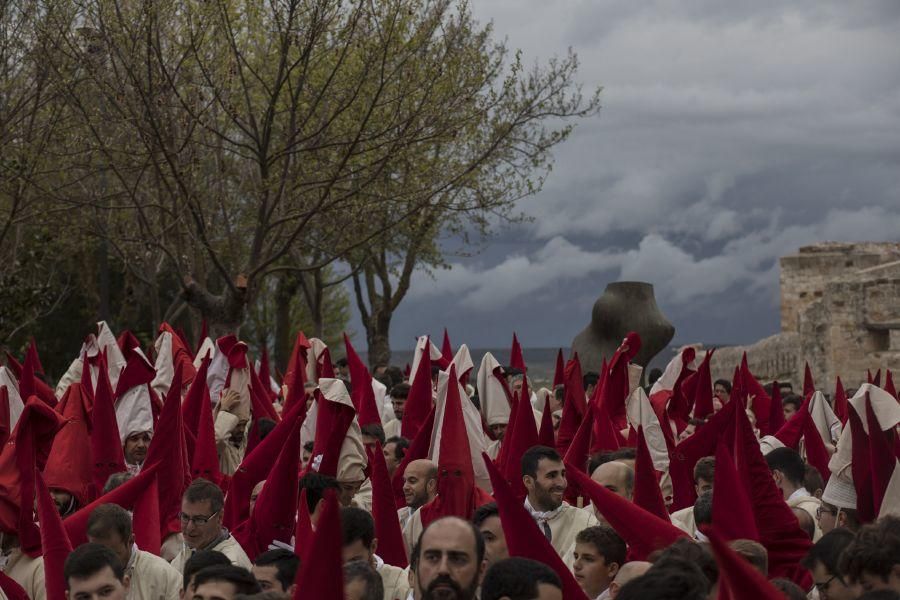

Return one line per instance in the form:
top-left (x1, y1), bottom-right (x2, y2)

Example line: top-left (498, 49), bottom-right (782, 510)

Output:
top-left (170, 479), bottom-right (252, 573)
top-left (801, 529), bottom-right (856, 600)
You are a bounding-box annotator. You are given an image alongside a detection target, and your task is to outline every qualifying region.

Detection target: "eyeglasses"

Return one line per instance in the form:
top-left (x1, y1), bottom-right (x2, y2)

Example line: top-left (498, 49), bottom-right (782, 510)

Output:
top-left (816, 506), bottom-right (837, 519)
top-left (814, 573), bottom-right (841, 591)
top-left (178, 510), bottom-right (220, 526)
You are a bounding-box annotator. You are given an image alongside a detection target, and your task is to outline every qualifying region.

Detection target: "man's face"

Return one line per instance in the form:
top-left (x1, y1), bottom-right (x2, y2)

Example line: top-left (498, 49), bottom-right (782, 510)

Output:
top-left (338, 480), bottom-right (363, 507)
top-left (342, 539), bottom-right (374, 566)
top-left (524, 458), bottom-right (566, 512)
top-left (180, 499), bottom-right (222, 550)
top-left (391, 396), bottom-right (406, 420)
top-left (249, 481), bottom-right (265, 515)
top-left (192, 580), bottom-right (236, 600)
top-left (252, 564), bottom-right (287, 593)
top-left (67, 566), bottom-right (129, 600)
top-left (301, 447), bottom-right (313, 469)
top-left (489, 423), bottom-right (507, 441)
top-left (51, 489), bottom-right (76, 515)
top-left (695, 477), bottom-right (713, 496)
top-left (87, 531), bottom-right (132, 570)
top-left (361, 434), bottom-right (379, 451)
top-left (591, 463), bottom-right (632, 501)
top-left (511, 378), bottom-right (524, 396)
top-left (573, 541), bottom-right (617, 598)
top-left (811, 561), bottom-right (855, 600)
top-left (123, 432), bottom-right (151, 465)
top-left (713, 384), bottom-right (730, 404)
top-left (383, 442), bottom-right (400, 474)
top-left (783, 403), bottom-right (798, 420)
top-left (817, 503), bottom-right (838, 535)
top-left (229, 420), bottom-right (248, 446)
top-left (416, 519), bottom-right (483, 600)
top-left (477, 515), bottom-right (508, 566)
top-left (404, 464), bottom-right (436, 509)
top-left (850, 567), bottom-right (900, 597)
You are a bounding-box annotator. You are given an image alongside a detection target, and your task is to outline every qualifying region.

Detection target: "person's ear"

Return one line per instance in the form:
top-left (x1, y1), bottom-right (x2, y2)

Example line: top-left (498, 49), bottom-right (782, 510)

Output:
top-left (608, 561), bottom-right (620, 579)
top-left (287, 584), bottom-right (297, 596)
top-left (371, 538), bottom-right (379, 556)
top-left (128, 533), bottom-right (136, 547)
top-left (426, 479), bottom-right (437, 495)
top-left (123, 573), bottom-right (131, 591)
top-left (522, 475), bottom-right (534, 491)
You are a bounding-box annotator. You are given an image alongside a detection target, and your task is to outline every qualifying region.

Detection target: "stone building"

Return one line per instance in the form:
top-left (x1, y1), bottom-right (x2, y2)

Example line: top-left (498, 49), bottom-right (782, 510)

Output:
top-left (706, 242), bottom-right (900, 393)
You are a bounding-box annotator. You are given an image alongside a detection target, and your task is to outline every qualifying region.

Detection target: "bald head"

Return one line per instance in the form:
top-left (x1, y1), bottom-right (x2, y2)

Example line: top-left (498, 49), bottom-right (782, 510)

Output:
top-left (609, 561), bottom-right (651, 599)
top-left (403, 459), bottom-right (438, 510)
top-left (591, 461), bottom-right (634, 501)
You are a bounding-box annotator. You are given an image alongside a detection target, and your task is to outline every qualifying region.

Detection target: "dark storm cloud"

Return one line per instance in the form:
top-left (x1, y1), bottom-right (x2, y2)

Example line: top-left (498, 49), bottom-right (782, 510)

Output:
top-left (347, 0), bottom-right (900, 351)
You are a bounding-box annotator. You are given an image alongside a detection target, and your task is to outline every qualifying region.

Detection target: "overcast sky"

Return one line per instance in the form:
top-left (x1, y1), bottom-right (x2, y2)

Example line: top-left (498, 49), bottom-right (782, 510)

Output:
top-left (349, 0), bottom-right (900, 352)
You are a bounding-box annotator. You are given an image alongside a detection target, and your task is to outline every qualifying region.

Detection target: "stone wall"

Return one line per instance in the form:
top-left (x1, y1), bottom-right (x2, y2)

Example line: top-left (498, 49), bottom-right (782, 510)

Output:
top-left (707, 242), bottom-right (900, 393)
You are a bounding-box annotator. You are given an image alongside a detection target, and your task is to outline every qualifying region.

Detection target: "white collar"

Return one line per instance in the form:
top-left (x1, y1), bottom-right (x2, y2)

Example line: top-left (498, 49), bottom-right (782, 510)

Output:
top-left (524, 497), bottom-right (565, 522)
top-left (373, 554), bottom-right (384, 571)
top-left (788, 487), bottom-right (811, 501)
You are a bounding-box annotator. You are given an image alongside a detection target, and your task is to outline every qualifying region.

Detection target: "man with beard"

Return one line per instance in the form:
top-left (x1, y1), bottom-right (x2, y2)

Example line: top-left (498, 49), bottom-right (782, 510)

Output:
top-left (214, 388), bottom-right (250, 476)
top-left (521, 446), bottom-right (598, 568)
top-left (415, 517), bottom-right (485, 600)
top-left (399, 460), bottom-right (438, 534)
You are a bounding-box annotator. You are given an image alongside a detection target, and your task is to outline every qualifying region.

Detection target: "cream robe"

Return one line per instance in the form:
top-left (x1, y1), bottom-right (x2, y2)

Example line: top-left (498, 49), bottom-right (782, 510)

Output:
top-left (3, 550), bottom-right (44, 600)
top-left (384, 419), bottom-right (402, 440)
top-left (397, 506), bottom-right (414, 531)
top-left (485, 439), bottom-right (502, 461)
top-left (670, 506), bottom-right (697, 537)
top-left (127, 549), bottom-right (181, 600)
top-left (536, 503), bottom-right (598, 569)
top-left (215, 412), bottom-right (247, 476)
top-left (401, 508), bottom-right (424, 556)
top-left (170, 533), bottom-right (252, 573)
top-left (379, 560), bottom-right (411, 600)
top-left (787, 492), bottom-right (822, 541)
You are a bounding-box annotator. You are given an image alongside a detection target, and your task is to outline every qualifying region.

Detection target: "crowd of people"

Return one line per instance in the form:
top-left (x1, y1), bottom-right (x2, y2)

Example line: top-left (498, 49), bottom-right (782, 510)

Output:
top-left (0, 321), bottom-right (898, 600)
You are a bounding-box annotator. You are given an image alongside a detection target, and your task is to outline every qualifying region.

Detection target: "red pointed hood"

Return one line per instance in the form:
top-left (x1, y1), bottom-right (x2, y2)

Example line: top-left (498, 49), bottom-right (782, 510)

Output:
top-left (402, 340), bottom-right (435, 439)
top-left (344, 334), bottom-right (381, 427)
top-left (833, 377), bottom-right (849, 425)
top-left (562, 404), bottom-right (595, 506)
top-left (190, 376), bottom-right (221, 486)
top-left (0, 397), bottom-right (65, 555)
top-left (151, 323), bottom-right (197, 397)
top-left (181, 354), bottom-right (212, 458)
top-left (63, 464), bottom-right (160, 546)
top-left (35, 471), bottom-right (73, 600)
top-left (499, 381), bottom-right (539, 500)
top-left (282, 332), bottom-right (311, 413)
top-left (223, 398), bottom-right (308, 529)
top-left (367, 442), bottom-right (408, 568)
top-left (0, 387), bottom-right (11, 449)
top-left (631, 426), bottom-right (668, 521)
top-left (552, 349), bottom-right (565, 388)
top-left (15, 345), bottom-right (56, 408)
top-left (292, 489), bottom-right (344, 600)
top-left (538, 394), bottom-right (555, 448)
top-left (132, 473), bottom-right (162, 554)
top-left (766, 379), bottom-right (786, 435)
top-left (441, 329), bottom-right (454, 366)
top-left (864, 393), bottom-right (897, 517)
top-left (593, 332), bottom-right (641, 433)
top-left (482, 453), bottom-right (589, 600)
top-left (114, 347), bottom-right (157, 443)
top-left (90, 351), bottom-right (126, 496)
top-left (711, 439), bottom-right (759, 542)
top-left (420, 366), bottom-right (491, 527)
top-left (848, 406), bottom-right (876, 522)
top-left (555, 354), bottom-right (586, 455)
top-left (707, 528), bottom-right (783, 600)
top-left (739, 355), bottom-right (772, 435)
top-left (294, 488), bottom-right (313, 554)
top-left (258, 346), bottom-right (276, 400)
top-left (25, 339), bottom-right (44, 375)
top-left (309, 380), bottom-right (363, 481)
top-left (142, 362), bottom-right (191, 537)
top-left (803, 363), bottom-right (816, 400)
top-left (0, 571), bottom-right (28, 600)
top-left (241, 412), bottom-right (303, 559)
top-left (43, 383), bottom-right (94, 506)
top-left (648, 347), bottom-right (695, 432)
top-left (509, 333), bottom-right (526, 373)
top-left (564, 460), bottom-right (687, 561)
top-left (691, 350), bottom-right (715, 420)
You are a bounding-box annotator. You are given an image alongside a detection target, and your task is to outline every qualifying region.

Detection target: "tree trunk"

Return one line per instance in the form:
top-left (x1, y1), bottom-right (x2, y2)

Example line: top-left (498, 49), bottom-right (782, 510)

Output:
top-left (365, 307), bottom-right (392, 368)
top-left (273, 273), bottom-right (299, 373)
top-left (182, 279), bottom-right (248, 339)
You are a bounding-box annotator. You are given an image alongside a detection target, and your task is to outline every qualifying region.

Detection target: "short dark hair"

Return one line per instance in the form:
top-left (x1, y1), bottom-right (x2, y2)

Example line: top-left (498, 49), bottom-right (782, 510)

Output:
top-left (336, 358), bottom-right (349, 368)
top-left (839, 517), bottom-right (900, 583)
top-left (472, 502), bottom-right (499, 527)
top-left (521, 446), bottom-right (562, 479)
top-left (693, 457), bottom-right (715, 484)
top-left (781, 394), bottom-right (803, 411)
top-left (583, 372), bottom-right (599, 389)
top-left (417, 516), bottom-right (485, 567)
top-left (575, 525), bottom-right (626, 567)
top-left (728, 539), bottom-right (768, 575)
top-left (257, 418), bottom-right (277, 440)
top-left (192, 565), bottom-right (261, 595)
top-left (650, 538), bottom-right (718, 586)
top-left (64, 543), bottom-right (125, 587)
top-left (608, 447), bottom-right (636, 462)
top-left (617, 559), bottom-right (709, 600)
top-left (303, 441), bottom-right (315, 453)
top-left (299, 472), bottom-right (340, 514)
top-left (184, 478), bottom-right (225, 513)
top-left (481, 558), bottom-right (562, 600)
top-left (771, 578), bottom-right (806, 600)
top-left (103, 472), bottom-right (133, 494)
top-left (360, 423), bottom-right (385, 445)
top-left (764, 447), bottom-right (805, 485)
top-left (553, 385), bottom-right (564, 403)
top-left (803, 464), bottom-right (825, 496)
top-left (693, 490), bottom-right (713, 526)
top-left (344, 560), bottom-right (383, 600)
top-left (254, 549), bottom-right (299, 591)
top-left (713, 379), bottom-right (731, 393)
top-left (801, 527), bottom-right (855, 574)
top-left (857, 592), bottom-right (900, 600)
top-left (341, 506), bottom-right (375, 548)
top-left (184, 550), bottom-right (231, 590)
top-left (384, 436), bottom-right (409, 462)
top-left (389, 382), bottom-right (410, 399)
top-left (87, 503), bottom-right (132, 543)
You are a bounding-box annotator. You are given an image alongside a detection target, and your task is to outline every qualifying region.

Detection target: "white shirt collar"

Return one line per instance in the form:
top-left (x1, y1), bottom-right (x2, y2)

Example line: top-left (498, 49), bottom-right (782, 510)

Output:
top-left (788, 487), bottom-right (811, 502)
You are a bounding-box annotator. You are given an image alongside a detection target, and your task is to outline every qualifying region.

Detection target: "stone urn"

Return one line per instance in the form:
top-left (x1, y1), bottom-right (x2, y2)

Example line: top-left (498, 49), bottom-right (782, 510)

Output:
top-left (571, 282), bottom-right (675, 375)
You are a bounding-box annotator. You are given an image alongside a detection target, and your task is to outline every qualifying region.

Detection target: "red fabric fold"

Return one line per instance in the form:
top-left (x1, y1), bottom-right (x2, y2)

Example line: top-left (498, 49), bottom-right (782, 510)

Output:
top-left (35, 471), bottom-right (73, 600)
top-left (43, 383), bottom-right (93, 506)
top-left (711, 439), bottom-right (759, 542)
top-left (555, 355), bottom-right (586, 456)
top-left (833, 377), bottom-right (849, 425)
top-left (90, 353), bottom-right (126, 496)
top-left (509, 333), bottom-right (526, 373)
top-left (292, 489), bottom-right (343, 600)
top-left (344, 334), bottom-right (381, 428)
top-left (538, 394), bottom-right (556, 449)
top-left (632, 426), bottom-right (668, 521)
top-left (367, 442), bottom-right (408, 568)
top-left (401, 341), bottom-right (434, 439)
